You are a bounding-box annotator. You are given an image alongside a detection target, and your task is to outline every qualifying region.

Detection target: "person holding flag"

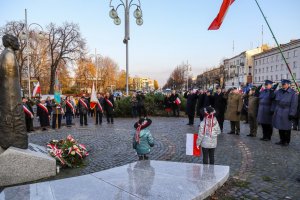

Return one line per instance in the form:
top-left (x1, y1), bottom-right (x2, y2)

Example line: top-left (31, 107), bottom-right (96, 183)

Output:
top-left (22, 97), bottom-right (34, 132)
top-left (103, 92), bottom-right (115, 124)
top-left (51, 98), bottom-right (64, 129)
top-left (170, 90), bottom-right (180, 117)
top-left (36, 98), bottom-right (50, 131)
top-left (78, 94), bottom-right (89, 126)
top-left (65, 96), bottom-right (75, 127)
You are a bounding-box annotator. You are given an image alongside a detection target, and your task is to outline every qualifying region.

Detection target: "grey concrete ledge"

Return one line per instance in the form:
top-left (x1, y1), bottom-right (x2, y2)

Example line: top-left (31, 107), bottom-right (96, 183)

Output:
top-left (0, 160), bottom-right (229, 200)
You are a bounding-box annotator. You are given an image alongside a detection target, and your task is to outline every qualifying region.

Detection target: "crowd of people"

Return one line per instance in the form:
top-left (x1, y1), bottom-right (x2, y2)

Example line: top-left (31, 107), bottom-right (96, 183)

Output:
top-left (183, 79), bottom-right (299, 147)
top-left (22, 92), bottom-right (116, 131)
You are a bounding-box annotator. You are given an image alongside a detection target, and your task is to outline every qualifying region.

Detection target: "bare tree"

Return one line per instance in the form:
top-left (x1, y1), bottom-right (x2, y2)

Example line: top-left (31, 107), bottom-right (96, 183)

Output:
top-left (46, 22), bottom-right (85, 94)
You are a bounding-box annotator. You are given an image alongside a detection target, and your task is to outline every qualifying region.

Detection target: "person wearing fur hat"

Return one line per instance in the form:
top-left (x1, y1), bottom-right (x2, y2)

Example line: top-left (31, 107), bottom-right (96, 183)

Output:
top-left (196, 106), bottom-right (221, 165)
top-left (133, 118), bottom-right (154, 160)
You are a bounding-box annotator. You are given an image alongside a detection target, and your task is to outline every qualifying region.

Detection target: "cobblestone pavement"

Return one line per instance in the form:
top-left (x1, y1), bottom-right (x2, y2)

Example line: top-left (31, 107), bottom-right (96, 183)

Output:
top-left (28, 117), bottom-right (300, 200)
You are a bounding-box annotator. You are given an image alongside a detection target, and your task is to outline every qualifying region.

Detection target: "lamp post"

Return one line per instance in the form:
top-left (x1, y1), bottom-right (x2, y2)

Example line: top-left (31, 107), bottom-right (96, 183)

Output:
top-left (109, 0), bottom-right (143, 96)
top-left (21, 9), bottom-right (44, 99)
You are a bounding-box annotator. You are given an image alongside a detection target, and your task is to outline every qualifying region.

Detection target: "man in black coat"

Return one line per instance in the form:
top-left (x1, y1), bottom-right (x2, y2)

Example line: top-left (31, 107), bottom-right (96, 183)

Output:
top-left (169, 90), bottom-right (180, 117)
top-left (213, 86), bottom-right (227, 132)
top-left (103, 92), bottom-right (115, 124)
top-left (95, 93), bottom-right (104, 125)
top-left (78, 95), bottom-right (89, 126)
top-left (184, 89), bottom-right (198, 125)
top-left (196, 90), bottom-right (205, 121)
top-left (22, 97), bottom-right (34, 132)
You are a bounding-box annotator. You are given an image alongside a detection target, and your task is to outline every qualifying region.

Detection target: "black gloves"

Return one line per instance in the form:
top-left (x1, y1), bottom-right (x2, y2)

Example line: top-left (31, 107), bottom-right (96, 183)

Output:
top-left (288, 115), bottom-right (294, 121)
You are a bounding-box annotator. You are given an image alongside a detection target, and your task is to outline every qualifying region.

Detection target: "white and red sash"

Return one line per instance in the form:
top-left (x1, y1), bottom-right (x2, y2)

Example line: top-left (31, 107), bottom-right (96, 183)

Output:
top-left (23, 105), bottom-right (33, 118)
top-left (38, 103), bottom-right (49, 115)
top-left (79, 99), bottom-right (88, 109)
top-left (105, 98), bottom-right (113, 107)
top-left (97, 102), bottom-right (103, 112)
top-left (66, 100), bottom-right (75, 114)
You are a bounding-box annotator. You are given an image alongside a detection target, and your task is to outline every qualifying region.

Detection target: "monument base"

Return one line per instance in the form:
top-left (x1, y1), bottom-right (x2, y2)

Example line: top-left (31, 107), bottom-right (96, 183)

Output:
top-left (0, 143), bottom-right (56, 187)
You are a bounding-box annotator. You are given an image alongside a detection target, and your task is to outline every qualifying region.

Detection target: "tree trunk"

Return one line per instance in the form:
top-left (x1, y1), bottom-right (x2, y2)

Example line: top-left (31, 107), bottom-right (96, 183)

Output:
top-left (49, 67), bottom-right (56, 94)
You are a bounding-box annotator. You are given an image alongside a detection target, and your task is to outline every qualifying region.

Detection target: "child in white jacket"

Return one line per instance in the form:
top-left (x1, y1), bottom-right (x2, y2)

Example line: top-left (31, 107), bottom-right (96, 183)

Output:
top-left (197, 106), bottom-right (221, 165)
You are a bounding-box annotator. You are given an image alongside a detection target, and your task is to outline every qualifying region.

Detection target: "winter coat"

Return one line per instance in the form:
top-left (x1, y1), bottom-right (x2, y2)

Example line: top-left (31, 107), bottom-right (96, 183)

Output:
top-left (37, 103), bottom-right (50, 127)
top-left (196, 94), bottom-right (205, 116)
top-left (248, 95), bottom-right (259, 117)
top-left (51, 103), bottom-right (64, 115)
top-left (184, 92), bottom-right (198, 116)
top-left (203, 95), bottom-right (214, 108)
top-left (65, 100), bottom-right (75, 115)
top-left (213, 92), bottom-right (227, 117)
top-left (95, 97), bottom-right (104, 112)
top-left (103, 96), bottom-right (115, 115)
top-left (196, 117), bottom-right (221, 148)
top-left (224, 93), bottom-right (243, 121)
top-left (272, 88), bottom-right (298, 130)
top-left (133, 128), bottom-right (154, 155)
top-left (257, 89), bottom-right (275, 124)
top-left (163, 97), bottom-right (172, 109)
top-left (131, 96), bottom-right (138, 108)
top-left (78, 98), bottom-right (89, 115)
top-left (169, 94), bottom-right (179, 108)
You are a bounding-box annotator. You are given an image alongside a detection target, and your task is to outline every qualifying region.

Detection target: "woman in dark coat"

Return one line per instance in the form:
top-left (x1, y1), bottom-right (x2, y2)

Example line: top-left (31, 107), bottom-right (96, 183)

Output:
top-left (184, 90), bottom-right (198, 125)
top-left (103, 92), bottom-right (115, 124)
top-left (163, 93), bottom-right (172, 117)
top-left (272, 79), bottom-right (298, 146)
top-left (37, 99), bottom-right (50, 131)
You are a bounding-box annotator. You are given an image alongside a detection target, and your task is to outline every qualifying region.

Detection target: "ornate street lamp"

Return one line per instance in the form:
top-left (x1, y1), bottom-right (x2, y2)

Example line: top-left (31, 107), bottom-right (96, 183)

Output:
top-left (109, 0), bottom-right (143, 96)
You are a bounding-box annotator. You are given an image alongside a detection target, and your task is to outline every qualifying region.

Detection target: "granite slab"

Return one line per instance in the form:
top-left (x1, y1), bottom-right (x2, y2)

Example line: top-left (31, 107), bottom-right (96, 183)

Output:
top-left (0, 161), bottom-right (229, 200)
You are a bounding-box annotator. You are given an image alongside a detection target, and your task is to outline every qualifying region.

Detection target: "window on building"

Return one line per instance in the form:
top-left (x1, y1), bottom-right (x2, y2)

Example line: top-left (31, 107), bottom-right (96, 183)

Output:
top-left (293, 61), bottom-right (297, 68)
top-left (266, 75), bottom-right (268, 80)
top-left (262, 76), bottom-right (264, 80)
top-left (270, 66), bottom-right (273, 71)
top-left (259, 77), bottom-right (260, 81)
top-left (294, 50), bottom-right (298, 57)
top-left (255, 61), bottom-right (257, 66)
top-left (293, 73), bottom-right (296, 79)
top-left (266, 67), bottom-right (269, 72)
top-left (259, 69), bottom-right (261, 73)
top-left (276, 55), bottom-right (279, 61)
top-left (255, 77), bottom-right (257, 82)
top-left (287, 52), bottom-right (290, 58)
top-left (271, 75), bottom-right (273, 81)
top-left (276, 65), bottom-right (278, 71)
top-left (271, 56), bottom-right (274, 62)
top-left (263, 59), bottom-right (265, 64)
top-left (276, 75), bottom-right (278, 80)
top-left (287, 74), bottom-right (289, 79)
top-left (281, 74), bottom-right (283, 79)
top-left (255, 69), bottom-right (257, 74)
top-left (281, 64), bottom-right (284, 70)
top-left (259, 60), bottom-right (261, 65)
top-left (262, 68), bottom-right (264, 73)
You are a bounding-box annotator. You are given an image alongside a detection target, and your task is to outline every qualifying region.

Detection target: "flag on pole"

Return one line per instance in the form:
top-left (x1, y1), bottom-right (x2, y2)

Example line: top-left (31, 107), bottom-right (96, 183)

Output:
top-left (54, 70), bottom-right (61, 104)
top-left (208, 0), bottom-right (235, 30)
top-left (186, 133), bottom-right (201, 156)
top-left (32, 82), bottom-right (41, 97)
top-left (90, 82), bottom-right (99, 110)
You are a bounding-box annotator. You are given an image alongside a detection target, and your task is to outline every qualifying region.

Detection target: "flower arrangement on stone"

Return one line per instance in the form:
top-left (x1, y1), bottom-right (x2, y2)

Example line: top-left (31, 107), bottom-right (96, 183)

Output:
top-left (47, 135), bottom-right (89, 168)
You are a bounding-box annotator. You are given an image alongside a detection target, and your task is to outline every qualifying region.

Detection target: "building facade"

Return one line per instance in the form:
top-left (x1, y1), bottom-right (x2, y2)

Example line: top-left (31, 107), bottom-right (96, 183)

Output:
top-left (253, 39), bottom-right (300, 85)
top-left (224, 46), bottom-right (268, 89)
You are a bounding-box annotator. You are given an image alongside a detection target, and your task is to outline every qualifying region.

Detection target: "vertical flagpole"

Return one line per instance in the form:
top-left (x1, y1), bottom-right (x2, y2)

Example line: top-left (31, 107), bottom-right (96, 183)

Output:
top-left (254, 0), bottom-right (299, 92)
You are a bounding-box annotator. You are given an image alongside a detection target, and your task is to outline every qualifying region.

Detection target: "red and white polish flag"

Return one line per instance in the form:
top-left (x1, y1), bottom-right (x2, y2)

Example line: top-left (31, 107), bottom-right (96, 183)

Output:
top-left (186, 133), bottom-right (201, 157)
top-left (32, 82), bottom-right (41, 97)
top-left (208, 0), bottom-right (235, 30)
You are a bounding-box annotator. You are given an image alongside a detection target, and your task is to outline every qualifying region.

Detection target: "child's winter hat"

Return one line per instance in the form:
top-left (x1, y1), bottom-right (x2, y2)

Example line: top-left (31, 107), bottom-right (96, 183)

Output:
top-left (134, 118), bottom-right (152, 130)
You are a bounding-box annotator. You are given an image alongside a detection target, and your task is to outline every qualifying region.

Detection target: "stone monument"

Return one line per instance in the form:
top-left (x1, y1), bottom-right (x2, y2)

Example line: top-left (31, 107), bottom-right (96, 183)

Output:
top-left (0, 34), bottom-right (28, 149)
top-left (0, 34), bottom-right (56, 187)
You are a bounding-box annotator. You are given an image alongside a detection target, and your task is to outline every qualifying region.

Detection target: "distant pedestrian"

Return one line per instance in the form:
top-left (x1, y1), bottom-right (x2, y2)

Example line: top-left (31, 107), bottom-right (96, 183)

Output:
top-left (213, 86), bottom-right (227, 132)
top-left (196, 89), bottom-right (205, 121)
top-left (170, 90), bottom-right (180, 117)
top-left (103, 92), bottom-right (115, 124)
top-left (163, 93), bottom-right (172, 117)
top-left (36, 99), bottom-right (50, 131)
top-left (131, 93), bottom-right (138, 118)
top-left (184, 89), bottom-right (198, 125)
top-left (196, 106), bottom-right (221, 165)
top-left (65, 96), bottom-right (75, 127)
top-left (133, 118), bottom-right (154, 160)
top-left (247, 87), bottom-right (259, 137)
top-left (273, 79), bottom-right (298, 146)
top-left (225, 87), bottom-right (243, 135)
top-left (78, 95), bottom-right (89, 126)
top-left (137, 92), bottom-right (147, 118)
top-left (95, 93), bottom-right (104, 125)
top-left (257, 80), bottom-right (276, 141)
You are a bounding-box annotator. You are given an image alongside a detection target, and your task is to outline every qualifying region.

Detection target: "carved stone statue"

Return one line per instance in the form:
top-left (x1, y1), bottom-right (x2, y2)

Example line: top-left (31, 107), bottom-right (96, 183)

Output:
top-left (0, 34), bottom-right (28, 149)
